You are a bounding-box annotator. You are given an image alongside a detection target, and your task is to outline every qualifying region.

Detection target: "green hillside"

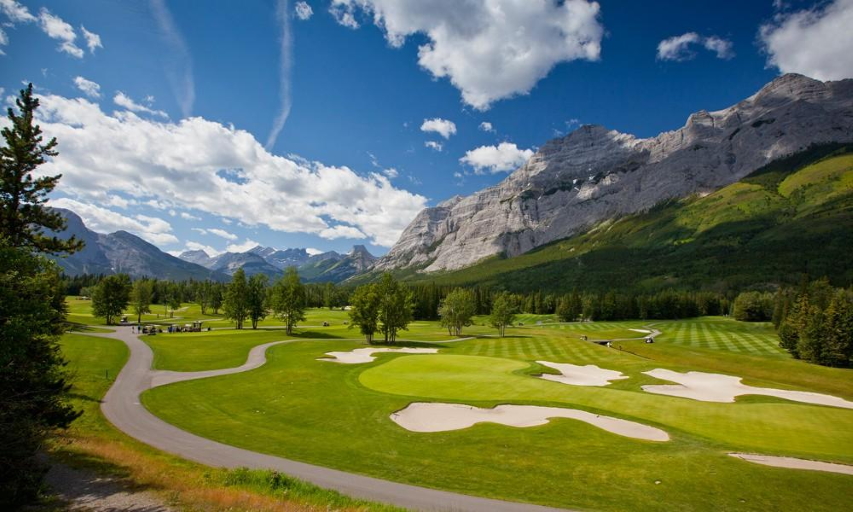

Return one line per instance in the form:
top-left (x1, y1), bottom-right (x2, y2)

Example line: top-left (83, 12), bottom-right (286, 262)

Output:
top-left (398, 144), bottom-right (853, 293)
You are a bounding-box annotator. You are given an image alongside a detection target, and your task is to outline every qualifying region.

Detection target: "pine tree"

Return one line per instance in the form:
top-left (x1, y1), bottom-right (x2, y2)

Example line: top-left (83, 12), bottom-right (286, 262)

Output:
top-left (0, 84), bottom-right (82, 254)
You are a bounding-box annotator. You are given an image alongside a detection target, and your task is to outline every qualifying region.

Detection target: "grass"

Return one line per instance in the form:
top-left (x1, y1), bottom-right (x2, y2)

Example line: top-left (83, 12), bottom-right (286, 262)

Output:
top-left (54, 330), bottom-right (402, 511)
top-left (142, 315), bottom-right (853, 511)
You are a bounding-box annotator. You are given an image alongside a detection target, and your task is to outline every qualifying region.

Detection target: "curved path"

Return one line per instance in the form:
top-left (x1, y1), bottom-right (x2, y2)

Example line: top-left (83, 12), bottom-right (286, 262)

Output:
top-left (95, 327), bottom-right (567, 512)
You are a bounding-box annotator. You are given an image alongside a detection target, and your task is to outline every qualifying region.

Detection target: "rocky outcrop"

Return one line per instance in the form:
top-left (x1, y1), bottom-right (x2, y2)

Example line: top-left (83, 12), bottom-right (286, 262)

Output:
top-left (377, 74), bottom-right (853, 272)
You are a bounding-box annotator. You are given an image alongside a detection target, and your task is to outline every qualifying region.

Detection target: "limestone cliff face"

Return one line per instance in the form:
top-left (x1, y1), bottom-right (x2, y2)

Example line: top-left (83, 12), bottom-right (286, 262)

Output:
top-left (376, 74), bottom-right (853, 273)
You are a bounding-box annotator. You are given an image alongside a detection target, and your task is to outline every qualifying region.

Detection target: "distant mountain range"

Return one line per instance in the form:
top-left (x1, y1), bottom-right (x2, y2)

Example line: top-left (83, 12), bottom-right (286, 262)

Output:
top-left (50, 208), bottom-right (376, 283)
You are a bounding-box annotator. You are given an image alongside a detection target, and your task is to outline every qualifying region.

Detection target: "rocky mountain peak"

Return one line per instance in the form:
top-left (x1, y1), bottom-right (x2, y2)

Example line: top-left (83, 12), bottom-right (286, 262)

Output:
top-left (376, 74), bottom-right (853, 273)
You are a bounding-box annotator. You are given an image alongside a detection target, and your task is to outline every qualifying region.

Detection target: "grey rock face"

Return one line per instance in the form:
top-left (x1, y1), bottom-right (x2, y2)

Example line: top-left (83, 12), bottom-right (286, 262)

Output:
top-left (178, 249), bottom-right (212, 266)
top-left (377, 74), bottom-right (853, 273)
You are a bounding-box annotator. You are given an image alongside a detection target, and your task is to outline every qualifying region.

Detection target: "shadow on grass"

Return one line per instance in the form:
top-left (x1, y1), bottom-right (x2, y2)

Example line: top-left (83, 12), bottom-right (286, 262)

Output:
top-left (66, 393), bottom-right (101, 404)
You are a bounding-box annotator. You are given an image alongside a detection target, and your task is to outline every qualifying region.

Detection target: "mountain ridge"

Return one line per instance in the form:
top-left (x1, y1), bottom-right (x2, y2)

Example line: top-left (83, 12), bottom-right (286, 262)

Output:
top-left (376, 73), bottom-right (853, 273)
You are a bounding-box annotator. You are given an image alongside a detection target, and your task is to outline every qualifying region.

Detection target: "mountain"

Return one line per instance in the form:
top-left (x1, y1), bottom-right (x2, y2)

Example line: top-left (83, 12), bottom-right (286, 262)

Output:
top-left (206, 251), bottom-right (282, 278)
top-left (395, 145), bottom-right (853, 292)
top-left (299, 246), bottom-right (377, 283)
top-left (377, 74), bottom-right (853, 274)
top-left (248, 246), bottom-right (311, 269)
top-left (50, 209), bottom-right (227, 281)
top-left (179, 249), bottom-right (212, 266)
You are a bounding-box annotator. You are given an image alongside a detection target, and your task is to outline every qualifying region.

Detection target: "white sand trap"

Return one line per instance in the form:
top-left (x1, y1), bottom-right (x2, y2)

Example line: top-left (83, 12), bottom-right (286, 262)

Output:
top-left (630, 328), bottom-right (652, 334)
top-left (537, 361), bottom-right (628, 387)
top-left (391, 403), bottom-right (670, 442)
top-left (642, 369), bottom-right (853, 409)
top-left (319, 347), bottom-right (438, 364)
top-left (729, 453), bottom-right (853, 476)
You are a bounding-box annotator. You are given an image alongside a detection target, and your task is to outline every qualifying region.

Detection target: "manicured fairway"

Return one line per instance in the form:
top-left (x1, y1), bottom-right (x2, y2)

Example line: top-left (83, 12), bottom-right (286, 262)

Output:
top-left (142, 315), bottom-right (853, 511)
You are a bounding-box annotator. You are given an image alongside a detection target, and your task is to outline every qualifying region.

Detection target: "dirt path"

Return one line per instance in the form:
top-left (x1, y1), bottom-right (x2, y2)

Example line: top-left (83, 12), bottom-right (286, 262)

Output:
top-left (45, 460), bottom-right (173, 511)
top-left (95, 326), bottom-right (569, 512)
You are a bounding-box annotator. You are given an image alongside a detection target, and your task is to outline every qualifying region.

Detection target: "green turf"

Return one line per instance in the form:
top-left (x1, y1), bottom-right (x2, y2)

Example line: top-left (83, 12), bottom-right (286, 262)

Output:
top-left (142, 316), bottom-right (853, 511)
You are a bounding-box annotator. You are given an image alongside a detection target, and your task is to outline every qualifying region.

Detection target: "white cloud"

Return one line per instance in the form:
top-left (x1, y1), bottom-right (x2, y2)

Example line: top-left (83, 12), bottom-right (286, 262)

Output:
top-left (383, 167), bottom-right (398, 178)
top-left (267, 0), bottom-right (293, 150)
top-left (226, 238), bottom-right (260, 253)
top-left (50, 197), bottom-right (178, 246)
top-left (180, 211), bottom-right (201, 221)
top-left (38, 8), bottom-right (83, 58)
top-left (478, 121), bottom-right (495, 133)
top-left (0, 0), bottom-right (36, 23)
top-left (36, 93), bottom-right (428, 247)
top-left (184, 240), bottom-right (222, 257)
top-left (657, 32), bottom-right (734, 61)
top-left (114, 91), bottom-right (169, 118)
top-left (424, 140), bottom-right (443, 152)
top-left (420, 117), bottom-right (456, 139)
top-left (319, 225), bottom-right (366, 240)
top-left (208, 228), bottom-right (238, 240)
top-left (305, 247), bottom-right (323, 255)
top-left (760, 0), bottom-right (853, 81)
top-left (0, 27), bottom-right (7, 54)
top-left (460, 142), bottom-right (534, 174)
top-left (703, 36), bottom-right (733, 60)
top-left (80, 25), bottom-right (102, 53)
top-left (330, 0), bottom-right (604, 110)
top-left (73, 76), bottom-right (101, 98)
top-left (295, 1), bottom-right (313, 20)
top-left (149, 0), bottom-right (194, 117)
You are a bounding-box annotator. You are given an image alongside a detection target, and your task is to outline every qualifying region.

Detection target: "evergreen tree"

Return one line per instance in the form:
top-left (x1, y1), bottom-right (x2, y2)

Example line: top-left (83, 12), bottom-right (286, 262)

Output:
top-left (247, 274), bottom-right (269, 329)
top-left (224, 269), bottom-right (249, 329)
top-left (91, 274), bottom-right (131, 325)
top-left (0, 84), bottom-right (82, 254)
top-left (270, 267), bottom-right (306, 335)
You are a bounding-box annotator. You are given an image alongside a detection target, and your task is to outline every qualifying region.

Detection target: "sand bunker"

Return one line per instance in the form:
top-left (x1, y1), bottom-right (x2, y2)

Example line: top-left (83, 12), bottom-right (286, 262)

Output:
top-left (319, 347), bottom-right (438, 364)
top-left (642, 369), bottom-right (853, 409)
top-left (391, 403), bottom-right (669, 441)
top-left (729, 453), bottom-right (853, 476)
top-left (537, 361), bottom-right (628, 387)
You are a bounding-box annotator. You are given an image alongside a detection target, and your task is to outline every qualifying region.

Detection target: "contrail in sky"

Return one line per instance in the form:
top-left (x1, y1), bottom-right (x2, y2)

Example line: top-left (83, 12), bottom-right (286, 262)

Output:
top-left (266, 0), bottom-right (293, 150)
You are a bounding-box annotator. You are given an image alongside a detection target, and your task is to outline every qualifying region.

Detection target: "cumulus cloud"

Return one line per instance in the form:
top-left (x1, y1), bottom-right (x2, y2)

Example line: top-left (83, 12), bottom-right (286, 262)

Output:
top-left (478, 121), bottom-right (495, 133)
top-left (113, 92), bottom-right (169, 118)
top-left (36, 93), bottom-right (427, 247)
top-left (657, 32), bottom-right (733, 61)
top-left (295, 1), bottom-right (313, 20)
top-left (424, 140), bottom-right (443, 152)
top-left (319, 224), bottom-right (366, 240)
top-left (305, 247), bottom-right (323, 255)
top-left (460, 142), bottom-right (534, 174)
top-left (38, 8), bottom-right (83, 58)
top-left (73, 76), bottom-right (101, 98)
top-left (420, 117), bottom-right (456, 139)
top-left (0, 0), bottom-right (36, 23)
top-left (208, 228), bottom-right (237, 240)
top-left (329, 0), bottom-right (604, 110)
top-left (760, 0), bottom-right (853, 81)
top-left (50, 197), bottom-right (178, 246)
top-left (226, 238), bottom-right (261, 253)
top-left (80, 25), bottom-right (102, 53)
top-left (180, 211), bottom-right (201, 221)
top-left (184, 240), bottom-right (222, 257)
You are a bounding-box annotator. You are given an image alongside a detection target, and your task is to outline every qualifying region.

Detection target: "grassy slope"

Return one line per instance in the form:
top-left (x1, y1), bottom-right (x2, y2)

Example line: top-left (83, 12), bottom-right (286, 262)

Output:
top-left (143, 317), bottom-right (853, 512)
top-left (398, 145), bottom-right (853, 293)
top-left (55, 331), bottom-right (399, 511)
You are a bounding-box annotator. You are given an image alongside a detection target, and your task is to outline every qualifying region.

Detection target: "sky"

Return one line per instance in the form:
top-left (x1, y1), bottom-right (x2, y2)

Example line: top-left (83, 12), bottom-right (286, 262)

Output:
top-left (1, 0), bottom-right (852, 257)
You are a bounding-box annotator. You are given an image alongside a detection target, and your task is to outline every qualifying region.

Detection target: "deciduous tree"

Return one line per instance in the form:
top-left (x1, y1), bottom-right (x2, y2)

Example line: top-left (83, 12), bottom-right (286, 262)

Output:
top-left (224, 269), bottom-right (249, 329)
top-left (91, 274), bottom-right (131, 325)
top-left (271, 268), bottom-right (306, 335)
top-left (490, 292), bottom-right (516, 337)
top-left (438, 288), bottom-right (476, 336)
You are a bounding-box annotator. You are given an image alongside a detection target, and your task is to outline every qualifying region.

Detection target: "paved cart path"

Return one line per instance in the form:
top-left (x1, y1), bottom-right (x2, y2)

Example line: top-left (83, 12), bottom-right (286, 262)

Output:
top-left (95, 327), bottom-right (568, 512)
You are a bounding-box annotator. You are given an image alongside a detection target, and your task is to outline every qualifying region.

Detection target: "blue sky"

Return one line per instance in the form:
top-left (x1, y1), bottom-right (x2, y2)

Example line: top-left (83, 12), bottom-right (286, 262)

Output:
top-left (1, 0), bottom-right (851, 257)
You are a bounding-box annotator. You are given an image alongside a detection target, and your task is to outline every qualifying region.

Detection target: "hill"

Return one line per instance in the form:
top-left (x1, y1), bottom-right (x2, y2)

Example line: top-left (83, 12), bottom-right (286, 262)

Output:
top-left (379, 145), bottom-right (853, 292)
